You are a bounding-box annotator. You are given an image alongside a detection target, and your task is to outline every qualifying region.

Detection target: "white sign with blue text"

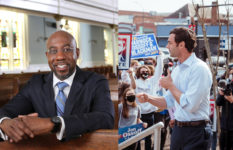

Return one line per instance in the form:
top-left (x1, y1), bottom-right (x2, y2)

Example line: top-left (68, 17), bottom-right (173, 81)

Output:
top-left (131, 34), bottom-right (160, 59)
top-left (118, 123), bottom-right (144, 144)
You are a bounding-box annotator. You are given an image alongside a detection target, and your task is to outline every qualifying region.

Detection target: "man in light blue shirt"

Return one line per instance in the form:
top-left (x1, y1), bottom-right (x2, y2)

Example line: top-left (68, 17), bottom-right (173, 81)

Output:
top-left (137, 27), bottom-right (212, 150)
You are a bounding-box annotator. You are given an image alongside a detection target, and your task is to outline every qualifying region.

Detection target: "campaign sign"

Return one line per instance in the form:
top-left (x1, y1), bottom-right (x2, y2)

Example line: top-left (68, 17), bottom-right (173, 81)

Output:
top-left (118, 34), bottom-right (132, 70)
top-left (118, 123), bottom-right (144, 144)
top-left (210, 99), bottom-right (217, 132)
top-left (131, 34), bottom-right (159, 59)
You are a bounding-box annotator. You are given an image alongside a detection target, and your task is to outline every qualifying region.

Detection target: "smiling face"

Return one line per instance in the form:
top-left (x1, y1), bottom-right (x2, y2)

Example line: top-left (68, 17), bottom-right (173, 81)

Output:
top-left (46, 31), bottom-right (79, 80)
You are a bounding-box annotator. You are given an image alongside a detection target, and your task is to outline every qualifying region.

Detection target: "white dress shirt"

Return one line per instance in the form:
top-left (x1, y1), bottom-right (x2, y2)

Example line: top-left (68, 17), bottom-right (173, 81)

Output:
top-left (164, 53), bottom-right (212, 121)
top-left (0, 69), bottom-right (76, 141)
top-left (53, 69), bottom-right (76, 140)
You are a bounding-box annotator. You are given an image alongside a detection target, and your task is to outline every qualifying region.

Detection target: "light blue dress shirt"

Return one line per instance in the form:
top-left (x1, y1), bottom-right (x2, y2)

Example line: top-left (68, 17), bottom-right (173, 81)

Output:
top-left (164, 53), bottom-right (212, 121)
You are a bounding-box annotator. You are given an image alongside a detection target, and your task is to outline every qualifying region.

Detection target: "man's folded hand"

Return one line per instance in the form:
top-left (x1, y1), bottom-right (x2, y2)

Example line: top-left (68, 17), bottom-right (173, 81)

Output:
top-left (20, 116), bottom-right (53, 135)
top-left (0, 118), bottom-right (34, 143)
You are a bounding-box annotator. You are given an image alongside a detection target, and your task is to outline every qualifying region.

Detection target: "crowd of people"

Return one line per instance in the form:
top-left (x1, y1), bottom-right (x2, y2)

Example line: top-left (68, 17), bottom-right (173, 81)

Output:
top-left (118, 48), bottom-right (178, 150)
top-left (118, 27), bottom-right (233, 150)
top-left (0, 26), bottom-right (231, 150)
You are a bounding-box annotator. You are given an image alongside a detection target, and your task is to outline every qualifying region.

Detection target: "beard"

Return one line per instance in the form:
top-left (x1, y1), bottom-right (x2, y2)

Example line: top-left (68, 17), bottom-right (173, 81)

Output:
top-left (52, 64), bottom-right (75, 80)
top-left (54, 71), bottom-right (72, 80)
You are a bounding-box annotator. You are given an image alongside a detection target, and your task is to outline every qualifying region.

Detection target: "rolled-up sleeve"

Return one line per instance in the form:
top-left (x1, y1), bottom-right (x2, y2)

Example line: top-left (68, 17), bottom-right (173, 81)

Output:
top-left (164, 90), bottom-right (175, 109)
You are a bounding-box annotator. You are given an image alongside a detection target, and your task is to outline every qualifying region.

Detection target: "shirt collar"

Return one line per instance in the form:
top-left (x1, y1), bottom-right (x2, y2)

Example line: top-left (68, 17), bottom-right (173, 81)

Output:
top-left (179, 53), bottom-right (196, 67)
top-left (53, 68), bottom-right (76, 88)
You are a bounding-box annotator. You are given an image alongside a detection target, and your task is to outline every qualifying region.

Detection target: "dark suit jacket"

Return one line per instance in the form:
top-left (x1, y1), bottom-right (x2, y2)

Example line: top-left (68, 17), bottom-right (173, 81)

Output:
top-left (0, 66), bottom-right (114, 140)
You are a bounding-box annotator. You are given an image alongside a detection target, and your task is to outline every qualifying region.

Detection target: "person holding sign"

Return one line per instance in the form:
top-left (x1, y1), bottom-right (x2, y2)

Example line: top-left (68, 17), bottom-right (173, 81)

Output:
top-left (119, 88), bottom-right (145, 128)
top-left (137, 27), bottom-right (212, 150)
top-left (118, 88), bottom-right (147, 150)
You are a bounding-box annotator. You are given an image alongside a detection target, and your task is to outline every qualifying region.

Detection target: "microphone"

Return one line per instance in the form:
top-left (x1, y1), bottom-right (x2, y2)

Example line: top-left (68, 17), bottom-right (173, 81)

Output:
top-left (163, 64), bottom-right (169, 76)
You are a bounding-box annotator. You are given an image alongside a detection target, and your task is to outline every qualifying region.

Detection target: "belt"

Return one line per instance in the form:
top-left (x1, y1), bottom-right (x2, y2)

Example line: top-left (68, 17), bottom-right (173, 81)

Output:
top-left (175, 120), bottom-right (209, 127)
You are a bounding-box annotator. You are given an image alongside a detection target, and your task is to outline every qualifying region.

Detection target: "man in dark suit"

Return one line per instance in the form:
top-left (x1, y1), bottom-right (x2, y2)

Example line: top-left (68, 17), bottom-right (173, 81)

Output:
top-left (0, 30), bottom-right (114, 143)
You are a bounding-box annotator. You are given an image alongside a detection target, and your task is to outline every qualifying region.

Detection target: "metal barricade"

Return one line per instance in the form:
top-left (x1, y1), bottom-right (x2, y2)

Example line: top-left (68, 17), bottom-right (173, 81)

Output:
top-left (118, 122), bottom-right (164, 150)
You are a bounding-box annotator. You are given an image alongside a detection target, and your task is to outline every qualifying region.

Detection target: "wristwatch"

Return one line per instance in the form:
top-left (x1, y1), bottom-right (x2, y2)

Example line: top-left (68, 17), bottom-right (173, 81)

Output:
top-left (50, 116), bottom-right (61, 133)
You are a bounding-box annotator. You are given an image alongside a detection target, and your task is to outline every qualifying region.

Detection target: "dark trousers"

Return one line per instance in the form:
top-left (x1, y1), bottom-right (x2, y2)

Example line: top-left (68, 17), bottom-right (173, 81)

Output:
top-left (154, 112), bottom-right (170, 150)
top-left (171, 125), bottom-right (209, 150)
top-left (137, 112), bottom-right (154, 150)
top-left (219, 129), bottom-right (233, 150)
top-left (211, 131), bottom-right (217, 150)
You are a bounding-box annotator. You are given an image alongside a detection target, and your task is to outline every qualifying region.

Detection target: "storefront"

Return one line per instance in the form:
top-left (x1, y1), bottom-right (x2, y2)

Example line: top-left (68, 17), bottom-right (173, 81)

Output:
top-left (0, 0), bottom-right (118, 74)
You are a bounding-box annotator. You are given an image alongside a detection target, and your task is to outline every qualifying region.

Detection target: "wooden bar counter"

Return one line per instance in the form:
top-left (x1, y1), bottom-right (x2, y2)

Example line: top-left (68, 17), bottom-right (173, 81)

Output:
top-left (0, 129), bottom-right (118, 150)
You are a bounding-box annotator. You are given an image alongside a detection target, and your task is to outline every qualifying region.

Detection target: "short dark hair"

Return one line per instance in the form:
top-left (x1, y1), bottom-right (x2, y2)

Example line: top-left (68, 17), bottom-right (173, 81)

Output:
top-left (169, 27), bottom-right (197, 53)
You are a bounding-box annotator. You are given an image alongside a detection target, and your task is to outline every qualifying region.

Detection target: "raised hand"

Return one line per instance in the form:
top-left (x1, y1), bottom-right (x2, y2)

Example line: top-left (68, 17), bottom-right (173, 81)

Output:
top-left (127, 68), bottom-right (133, 76)
top-left (159, 68), bottom-right (173, 89)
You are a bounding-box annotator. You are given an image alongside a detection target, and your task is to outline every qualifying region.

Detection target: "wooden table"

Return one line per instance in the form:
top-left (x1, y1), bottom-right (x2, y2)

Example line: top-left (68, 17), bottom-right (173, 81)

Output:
top-left (0, 129), bottom-right (118, 150)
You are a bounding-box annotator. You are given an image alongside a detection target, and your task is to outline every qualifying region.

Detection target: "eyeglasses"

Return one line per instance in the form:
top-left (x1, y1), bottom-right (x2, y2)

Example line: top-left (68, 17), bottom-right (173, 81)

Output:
top-left (47, 47), bottom-right (74, 55)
